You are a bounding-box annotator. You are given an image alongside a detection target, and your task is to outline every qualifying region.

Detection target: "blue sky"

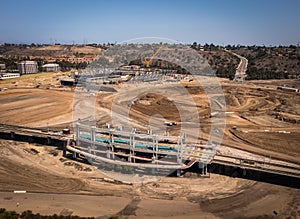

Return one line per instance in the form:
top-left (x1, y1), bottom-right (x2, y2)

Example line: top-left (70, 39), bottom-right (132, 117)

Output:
top-left (0, 0), bottom-right (299, 45)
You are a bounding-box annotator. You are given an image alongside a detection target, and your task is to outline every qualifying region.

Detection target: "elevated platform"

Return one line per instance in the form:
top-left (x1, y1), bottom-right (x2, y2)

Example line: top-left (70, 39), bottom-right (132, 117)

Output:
top-left (0, 123), bottom-right (299, 181)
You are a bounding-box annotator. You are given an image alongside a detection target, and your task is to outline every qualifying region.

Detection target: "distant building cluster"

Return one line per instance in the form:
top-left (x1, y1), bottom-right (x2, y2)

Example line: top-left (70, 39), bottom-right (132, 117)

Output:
top-left (16, 61), bottom-right (61, 75)
top-left (0, 61), bottom-right (61, 80)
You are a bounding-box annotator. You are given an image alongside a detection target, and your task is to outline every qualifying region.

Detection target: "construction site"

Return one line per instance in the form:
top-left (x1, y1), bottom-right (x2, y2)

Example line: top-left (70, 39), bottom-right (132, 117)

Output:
top-left (0, 42), bottom-right (299, 218)
top-left (0, 70), bottom-right (299, 218)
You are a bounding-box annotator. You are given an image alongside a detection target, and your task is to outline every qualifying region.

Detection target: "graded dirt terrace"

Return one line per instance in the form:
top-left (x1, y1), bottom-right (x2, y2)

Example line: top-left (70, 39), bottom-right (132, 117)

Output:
top-left (0, 88), bottom-right (73, 127)
top-left (0, 75), bottom-right (299, 218)
top-left (0, 78), bottom-right (299, 160)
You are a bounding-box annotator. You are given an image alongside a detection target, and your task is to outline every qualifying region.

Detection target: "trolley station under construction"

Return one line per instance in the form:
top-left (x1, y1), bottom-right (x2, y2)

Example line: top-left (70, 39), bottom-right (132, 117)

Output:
top-left (64, 123), bottom-right (216, 177)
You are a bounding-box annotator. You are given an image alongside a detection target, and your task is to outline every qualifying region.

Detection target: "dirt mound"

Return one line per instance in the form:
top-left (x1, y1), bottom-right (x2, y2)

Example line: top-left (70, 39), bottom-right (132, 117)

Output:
top-left (225, 94), bottom-right (240, 107)
top-left (130, 93), bottom-right (181, 122)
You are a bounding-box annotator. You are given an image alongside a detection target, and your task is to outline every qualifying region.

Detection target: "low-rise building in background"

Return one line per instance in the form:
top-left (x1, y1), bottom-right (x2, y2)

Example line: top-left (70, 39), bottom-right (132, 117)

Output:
top-left (42, 63), bottom-right (60, 72)
top-left (0, 64), bottom-right (6, 72)
top-left (18, 61), bottom-right (38, 74)
top-left (0, 73), bottom-right (20, 80)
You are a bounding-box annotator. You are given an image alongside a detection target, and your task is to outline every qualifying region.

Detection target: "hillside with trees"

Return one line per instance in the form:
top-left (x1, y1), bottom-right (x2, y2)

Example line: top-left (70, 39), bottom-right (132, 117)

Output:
top-left (230, 45), bottom-right (300, 80)
top-left (0, 43), bottom-right (299, 79)
top-left (191, 42), bottom-right (300, 80)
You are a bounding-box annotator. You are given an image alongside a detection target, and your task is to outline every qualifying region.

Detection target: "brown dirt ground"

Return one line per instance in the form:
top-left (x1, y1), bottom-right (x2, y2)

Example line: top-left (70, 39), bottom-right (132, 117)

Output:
top-left (0, 76), bottom-right (300, 217)
top-left (0, 77), bottom-right (299, 159)
top-left (0, 88), bottom-right (73, 127)
top-left (0, 139), bottom-right (299, 218)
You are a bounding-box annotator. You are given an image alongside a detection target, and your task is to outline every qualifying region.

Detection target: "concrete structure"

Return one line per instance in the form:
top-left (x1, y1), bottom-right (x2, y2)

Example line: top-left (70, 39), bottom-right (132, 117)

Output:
top-left (18, 61), bottom-right (38, 74)
top-left (0, 64), bottom-right (5, 72)
top-left (75, 123), bottom-right (185, 168)
top-left (67, 123), bottom-right (300, 180)
top-left (277, 86), bottom-right (299, 93)
top-left (42, 63), bottom-right (60, 72)
top-left (69, 123), bottom-right (218, 178)
top-left (60, 77), bottom-right (76, 86)
top-left (0, 73), bottom-right (20, 80)
top-left (0, 123), bottom-right (299, 185)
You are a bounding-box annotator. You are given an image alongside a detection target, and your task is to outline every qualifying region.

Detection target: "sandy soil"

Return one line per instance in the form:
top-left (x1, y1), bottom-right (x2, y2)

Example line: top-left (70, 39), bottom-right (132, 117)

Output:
top-left (99, 80), bottom-right (300, 163)
top-left (0, 77), bottom-right (299, 160)
top-left (0, 88), bottom-right (73, 127)
top-left (0, 75), bottom-right (300, 218)
top-left (0, 72), bottom-right (72, 90)
top-left (0, 139), bottom-right (299, 218)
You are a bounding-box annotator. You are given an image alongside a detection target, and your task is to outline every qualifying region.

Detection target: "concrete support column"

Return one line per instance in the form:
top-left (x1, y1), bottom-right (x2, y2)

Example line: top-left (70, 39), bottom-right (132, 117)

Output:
top-left (47, 137), bottom-right (51, 145)
top-left (199, 162), bottom-right (206, 175)
top-left (204, 165), bottom-right (207, 175)
top-left (107, 131), bottom-right (114, 158)
top-left (111, 148), bottom-right (115, 160)
top-left (63, 141), bottom-right (67, 157)
top-left (156, 138), bottom-right (158, 160)
top-left (91, 126), bottom-right (96, 155)
top-left (177, 136), bottom-right (183, 164)
top-left (182, 133), bottom-right (186, 144)
top-left (129, 134), bottom-right (135, 163)
top-left (76, 123), bottom-right (80, 146)
top-left (243, 168), bottom-right (246, 176)
top-left (91, 126), bottom-right (96, 142)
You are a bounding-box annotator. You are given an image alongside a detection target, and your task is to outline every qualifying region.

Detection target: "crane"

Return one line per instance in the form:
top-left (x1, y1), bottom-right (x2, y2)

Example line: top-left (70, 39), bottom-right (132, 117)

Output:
top-left (143, 45), bottom-right (163, 68)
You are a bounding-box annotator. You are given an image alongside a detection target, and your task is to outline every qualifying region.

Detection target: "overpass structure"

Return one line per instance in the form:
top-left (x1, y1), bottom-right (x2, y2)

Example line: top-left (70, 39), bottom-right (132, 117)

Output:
top-left (0, 123), bottom-right (299, 179)
top-left (70, 123), bottom-right (216, 175)
top-left (67, 123), bottom-right (300, 178)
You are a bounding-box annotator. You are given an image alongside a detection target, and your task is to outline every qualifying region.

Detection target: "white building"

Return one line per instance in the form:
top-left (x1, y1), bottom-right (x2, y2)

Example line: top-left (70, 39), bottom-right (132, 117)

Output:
top-left (0, 73), bottom-right (20, 80)
top-left (0, 64), bottom-right (5, 73)
top-left (42, 63), bottom-right (60, 72)
top-left (18, 61), bottom-right (38, 74)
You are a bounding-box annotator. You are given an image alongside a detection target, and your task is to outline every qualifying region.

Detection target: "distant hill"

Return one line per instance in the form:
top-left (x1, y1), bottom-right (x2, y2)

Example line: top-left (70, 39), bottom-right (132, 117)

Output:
top-left (0, 44), bottom-right (108, 72)
top-left (0, 43), bottom-right (299, 80)
top-left (232, 45), bottom-right (300, 79)
top-left (0, 44), bottom-right (104, 57)
top-left (191, 43), bottom-right (300, 80)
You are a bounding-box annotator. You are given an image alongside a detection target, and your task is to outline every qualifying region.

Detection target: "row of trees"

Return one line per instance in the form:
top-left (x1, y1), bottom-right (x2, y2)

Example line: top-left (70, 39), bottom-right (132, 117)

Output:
top-left (55, 60), bottom-right (88, 71)
top-left (246, 67), bottom-right (289, 80)
top-left (191, 42), bottom-right (299, 50)
top-left (129, 58), bottom-right (189, 74)
top-left (215, 64), bottom-right (236, 80)
top-left (191, 42), bottom-right (221, 51)
top-left (191, 42), bottom-right (299, 80)
top-left (0, 208), bottom-right (94, 219)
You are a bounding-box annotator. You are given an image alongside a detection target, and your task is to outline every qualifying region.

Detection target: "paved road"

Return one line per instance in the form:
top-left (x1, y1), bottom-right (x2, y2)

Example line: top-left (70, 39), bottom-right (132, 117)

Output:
top-left (225, 49), bottom-right (248, 81)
